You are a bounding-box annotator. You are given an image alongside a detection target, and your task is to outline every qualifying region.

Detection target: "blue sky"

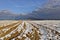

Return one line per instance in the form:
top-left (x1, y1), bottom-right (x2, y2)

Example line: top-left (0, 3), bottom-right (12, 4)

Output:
top-left (0, 0), bottom-right (47, 14)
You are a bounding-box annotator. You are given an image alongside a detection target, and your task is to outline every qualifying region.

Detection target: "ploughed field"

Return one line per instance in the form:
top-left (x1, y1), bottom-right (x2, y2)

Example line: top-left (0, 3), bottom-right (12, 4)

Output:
top-left (0, 20), bottom-right (60, 40)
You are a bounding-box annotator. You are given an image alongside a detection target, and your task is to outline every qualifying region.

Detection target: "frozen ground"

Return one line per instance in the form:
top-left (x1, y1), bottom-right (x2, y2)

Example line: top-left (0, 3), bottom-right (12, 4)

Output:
top-left (0, 20), bottom-right (60, 40)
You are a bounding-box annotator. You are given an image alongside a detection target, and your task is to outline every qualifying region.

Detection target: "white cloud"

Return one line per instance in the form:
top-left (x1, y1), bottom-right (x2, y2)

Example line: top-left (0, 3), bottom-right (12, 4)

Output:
top-left (43, 0), bottom-right (60, 8)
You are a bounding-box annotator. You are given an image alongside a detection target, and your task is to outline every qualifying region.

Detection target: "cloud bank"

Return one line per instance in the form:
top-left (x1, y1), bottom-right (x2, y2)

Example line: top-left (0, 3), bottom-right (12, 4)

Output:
top-left (27, 0), bottom-right (60, 20)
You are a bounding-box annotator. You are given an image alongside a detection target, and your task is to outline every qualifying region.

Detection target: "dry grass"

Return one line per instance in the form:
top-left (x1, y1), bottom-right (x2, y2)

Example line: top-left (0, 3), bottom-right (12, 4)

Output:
top-left (0, 20), bottom-right (22, 37)
top-left (0, 20), bottom-right (18, 27)
top-left (0, 20), bottom-right (46, 40)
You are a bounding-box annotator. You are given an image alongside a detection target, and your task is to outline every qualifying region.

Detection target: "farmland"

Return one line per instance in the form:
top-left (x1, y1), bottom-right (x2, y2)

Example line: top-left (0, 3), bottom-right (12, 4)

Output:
top-left (0, 20), bottom-right (60, 40)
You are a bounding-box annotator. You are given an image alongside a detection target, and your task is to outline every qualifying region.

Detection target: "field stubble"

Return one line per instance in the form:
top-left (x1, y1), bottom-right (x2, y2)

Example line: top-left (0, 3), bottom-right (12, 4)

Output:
top-left (0, 20), bottom-right (60, 40)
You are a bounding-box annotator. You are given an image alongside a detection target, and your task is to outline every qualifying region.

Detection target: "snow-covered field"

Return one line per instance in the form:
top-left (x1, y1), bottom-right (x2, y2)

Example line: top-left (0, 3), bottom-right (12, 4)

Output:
top-left (0, 20), bottom-right (60, 40)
